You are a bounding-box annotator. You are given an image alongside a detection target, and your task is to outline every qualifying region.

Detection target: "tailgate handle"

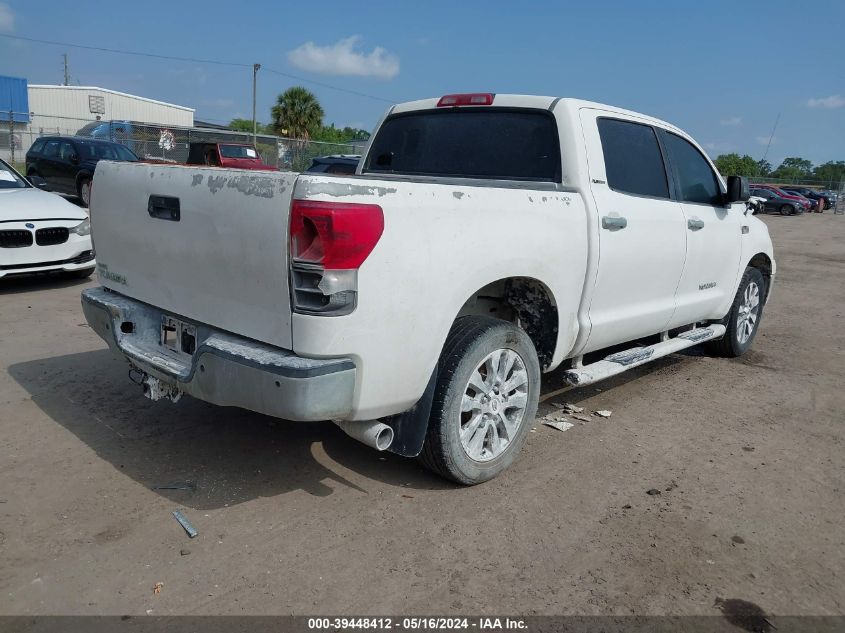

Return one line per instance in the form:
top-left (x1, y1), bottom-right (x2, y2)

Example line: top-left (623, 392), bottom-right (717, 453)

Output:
top-left (148, 195), bottom-right (180, 222)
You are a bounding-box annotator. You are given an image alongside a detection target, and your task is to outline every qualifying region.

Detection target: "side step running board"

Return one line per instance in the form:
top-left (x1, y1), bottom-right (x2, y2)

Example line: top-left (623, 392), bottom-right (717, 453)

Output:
top-left (563, 324), bottom-right (726, 387)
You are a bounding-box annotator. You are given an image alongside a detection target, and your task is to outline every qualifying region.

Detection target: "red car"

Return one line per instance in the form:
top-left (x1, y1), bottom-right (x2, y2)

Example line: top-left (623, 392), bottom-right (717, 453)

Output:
top-left (751, 184), bottom-right (813, 212)
top-left (187, 142), bottom-right (277, 171)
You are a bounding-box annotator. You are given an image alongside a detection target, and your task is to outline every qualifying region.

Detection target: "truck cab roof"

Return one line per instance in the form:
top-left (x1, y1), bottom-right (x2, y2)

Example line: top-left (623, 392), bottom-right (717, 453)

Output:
top-left (390, 94), bottom-right (687, 137)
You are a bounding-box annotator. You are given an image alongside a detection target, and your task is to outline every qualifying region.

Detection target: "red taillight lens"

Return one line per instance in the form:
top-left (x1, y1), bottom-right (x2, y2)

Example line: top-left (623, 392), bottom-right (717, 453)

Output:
top-left (290, 199), bottom-right (384, 270)
top-left (436, 93), bottom-right (495, 107)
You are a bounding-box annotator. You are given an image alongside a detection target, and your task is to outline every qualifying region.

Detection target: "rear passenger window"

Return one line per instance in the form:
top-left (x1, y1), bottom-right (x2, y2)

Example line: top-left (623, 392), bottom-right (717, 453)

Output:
top-left (662, 132), bottom-right (722, 205)
top-left (43, 140), bottom-right (60, 158)
top-left (597, 118), bottom-right (669, 198)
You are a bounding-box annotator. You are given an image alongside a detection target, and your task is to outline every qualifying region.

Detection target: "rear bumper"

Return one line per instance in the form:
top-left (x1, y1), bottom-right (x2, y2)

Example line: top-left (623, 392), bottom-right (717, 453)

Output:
top-left (81, 286), bottom-right (356, 421)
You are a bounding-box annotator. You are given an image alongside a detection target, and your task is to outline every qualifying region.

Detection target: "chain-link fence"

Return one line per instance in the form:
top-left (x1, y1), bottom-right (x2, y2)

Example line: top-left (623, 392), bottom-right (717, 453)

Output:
top-left (1, 112), bottom-right (364, 172)
top-left (752, 175), bottom-right (844, 190)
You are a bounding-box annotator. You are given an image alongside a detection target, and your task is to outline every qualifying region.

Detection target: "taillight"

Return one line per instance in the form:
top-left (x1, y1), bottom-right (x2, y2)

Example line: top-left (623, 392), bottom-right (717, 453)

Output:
top-left (289, 199), bottom-right (384, 316)
top-left (436, 93), bottom-right (495, 107)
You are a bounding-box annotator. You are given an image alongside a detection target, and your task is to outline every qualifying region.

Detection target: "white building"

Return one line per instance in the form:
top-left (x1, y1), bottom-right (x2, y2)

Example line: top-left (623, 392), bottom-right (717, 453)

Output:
top-left (1, 84), bottom-right (195, 161)
top-left (27, 84), bottom-right (194, 134)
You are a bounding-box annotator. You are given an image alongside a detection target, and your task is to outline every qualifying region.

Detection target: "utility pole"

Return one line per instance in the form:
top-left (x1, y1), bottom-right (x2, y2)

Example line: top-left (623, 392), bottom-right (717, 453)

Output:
top-left (252, 63), bottom-right (261, 147)
top-left (761, 112), bottom-right (780, 167)
top-left (8, 107), bottom-right (14, 165)
top-left (63, 54), bottom-right (70, 86)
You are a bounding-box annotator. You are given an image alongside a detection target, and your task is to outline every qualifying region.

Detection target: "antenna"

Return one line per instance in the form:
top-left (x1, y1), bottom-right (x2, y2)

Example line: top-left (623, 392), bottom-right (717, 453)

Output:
top-left (761, 112), bottom-right (780, 165)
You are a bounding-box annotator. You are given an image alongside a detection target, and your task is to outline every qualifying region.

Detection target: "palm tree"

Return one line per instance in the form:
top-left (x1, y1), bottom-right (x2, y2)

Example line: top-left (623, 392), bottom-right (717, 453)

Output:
top-left (271, 87), bottom-right (324, 139)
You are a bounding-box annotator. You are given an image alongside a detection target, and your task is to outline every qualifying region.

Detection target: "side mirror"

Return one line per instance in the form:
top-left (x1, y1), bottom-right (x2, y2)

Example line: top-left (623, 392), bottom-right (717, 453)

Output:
top-left (29, 175), bottom-right (48, 189)
top-left (726, 175), bottom-right (750, 203)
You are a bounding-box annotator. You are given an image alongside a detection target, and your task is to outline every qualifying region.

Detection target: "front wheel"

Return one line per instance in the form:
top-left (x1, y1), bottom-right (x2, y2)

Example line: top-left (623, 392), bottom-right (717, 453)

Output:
top-left (420, 316), bottom-right (540, 485)
top-left (708, 267), bottom-right (766, 358)
top-left (780, 204), bottom-right (794, 216)
top-left (78, 177), bottom-right (92, 208)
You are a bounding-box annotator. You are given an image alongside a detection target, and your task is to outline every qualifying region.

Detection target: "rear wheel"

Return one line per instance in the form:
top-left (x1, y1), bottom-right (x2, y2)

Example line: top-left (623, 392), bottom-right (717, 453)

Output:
top-left (707, 267), bottom-right (765, 358)
top-left (779, 204), bottom-right (794, 216)
top-left (420, 316), bottom-right (540, 485)
top-left (78, 177), bottom-right (92, 208)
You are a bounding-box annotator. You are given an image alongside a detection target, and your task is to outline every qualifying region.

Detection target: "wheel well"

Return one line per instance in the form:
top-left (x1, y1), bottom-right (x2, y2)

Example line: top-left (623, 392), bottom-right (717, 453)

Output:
top-left (456, 277), bottom-right (558, 369)
top-left (748, 253), bottom-right (772, 302)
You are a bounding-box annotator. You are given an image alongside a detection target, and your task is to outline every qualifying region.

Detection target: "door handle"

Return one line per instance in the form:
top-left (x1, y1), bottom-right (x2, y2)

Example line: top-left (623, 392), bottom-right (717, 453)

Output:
top-left (601, 216), bottom-right (628, 231)
top-left (687, 218), bottom-right (705, 231)
top-left (148, 195), bottom-right (180, 221)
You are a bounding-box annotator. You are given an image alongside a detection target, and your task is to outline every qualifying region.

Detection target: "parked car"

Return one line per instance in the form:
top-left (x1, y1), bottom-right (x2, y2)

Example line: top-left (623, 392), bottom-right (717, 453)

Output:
top-left (25, 136), bottom-right (138, 207)
top-left (781, 187), bottom-right (829, 211)
top-left (750, 185), bottom-right (806, 215)
top-left (0, 158), bottom-right (95, 279)
top-left (82, 93), bottom-right (774, 484)
top-left (306, 155), bottom-right (361, 175)
top-left (186, 142), bottom-right (276, 171)
top-left (820, 190), bottom-right (838, 207)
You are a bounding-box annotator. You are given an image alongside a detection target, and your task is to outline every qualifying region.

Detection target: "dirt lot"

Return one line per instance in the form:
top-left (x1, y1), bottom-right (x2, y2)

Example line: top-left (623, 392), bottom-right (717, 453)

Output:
top-left (0, 213), bottom-right (842, 617)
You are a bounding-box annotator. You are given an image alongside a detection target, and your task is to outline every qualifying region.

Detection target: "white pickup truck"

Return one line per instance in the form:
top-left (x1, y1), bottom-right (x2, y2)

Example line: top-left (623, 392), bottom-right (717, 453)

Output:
top-left (82, 93), bottom-right (775, 484)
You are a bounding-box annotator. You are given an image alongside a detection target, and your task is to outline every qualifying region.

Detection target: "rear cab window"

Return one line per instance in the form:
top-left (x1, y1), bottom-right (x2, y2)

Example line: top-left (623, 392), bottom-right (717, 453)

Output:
top-left (363, 108), bottom-right (561, 182)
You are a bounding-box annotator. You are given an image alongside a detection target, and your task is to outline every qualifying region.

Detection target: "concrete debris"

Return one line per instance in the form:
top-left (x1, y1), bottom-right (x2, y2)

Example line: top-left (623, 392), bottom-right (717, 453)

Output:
top-left (552, 402), bottom-right (585, 414)
top-left (180, 549), bottom-right (191, 556)
top-left (594, 410), bottom-right (612, 418)
top-left (173, 510), bottom-right (198, 538)
top-left (646, 488), bottom-right (661, 496)
top-left (572, 414), bottom-right (591, 422)
top-left (543, 419), bottom-right (574, 432)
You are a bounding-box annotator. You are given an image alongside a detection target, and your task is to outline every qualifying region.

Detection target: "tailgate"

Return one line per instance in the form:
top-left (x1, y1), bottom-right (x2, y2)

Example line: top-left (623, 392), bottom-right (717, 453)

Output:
top-left (90, 161), bottom-right (297, 349)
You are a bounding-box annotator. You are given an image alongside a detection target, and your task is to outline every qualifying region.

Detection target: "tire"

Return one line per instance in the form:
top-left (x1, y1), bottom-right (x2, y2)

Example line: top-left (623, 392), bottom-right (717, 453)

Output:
top-left (420, 316), bottom-right (540, 485)
top-left (779, 204), bottom-right (794, 216)
top-left (63, 267), bottom-right (95, 280)
top-left (707, 267), bottom-right (766, 358)
top-left (78, 177), bottom-right (92, 208)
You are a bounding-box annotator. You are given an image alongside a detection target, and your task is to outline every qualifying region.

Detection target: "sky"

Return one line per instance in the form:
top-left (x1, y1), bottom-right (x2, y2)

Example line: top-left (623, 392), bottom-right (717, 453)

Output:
top-left (0, 0), bottom-right (843, 166)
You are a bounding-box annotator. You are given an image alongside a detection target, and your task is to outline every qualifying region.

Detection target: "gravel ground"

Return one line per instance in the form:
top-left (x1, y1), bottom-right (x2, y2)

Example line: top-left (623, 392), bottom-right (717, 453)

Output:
top-left (0, 213), bottom-right (842, 617)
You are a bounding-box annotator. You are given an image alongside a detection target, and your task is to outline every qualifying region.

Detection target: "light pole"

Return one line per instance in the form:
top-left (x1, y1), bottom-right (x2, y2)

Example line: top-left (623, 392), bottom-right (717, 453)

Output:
top-left (252, 63), bottom-right (261, 147)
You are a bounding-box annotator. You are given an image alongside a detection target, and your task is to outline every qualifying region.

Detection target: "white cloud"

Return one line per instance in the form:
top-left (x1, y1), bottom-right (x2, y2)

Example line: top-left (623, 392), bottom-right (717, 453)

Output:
top-left (807, 95), bottom-right (845, 109)
top-left (0, 3), bottom-right (14, 33)
top-left (287, 36), bottom-right (399, 80)
top-left (719, 116), bottom-right (742, 126)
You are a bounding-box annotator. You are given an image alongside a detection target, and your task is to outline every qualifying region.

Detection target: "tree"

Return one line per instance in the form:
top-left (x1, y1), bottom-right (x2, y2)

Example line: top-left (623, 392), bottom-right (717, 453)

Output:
top-left (812, 161), bottom-right (845, 187)
top-left (714, 153), bottom-right (761, 177)
top-left (229, 118), bottom-right (270, 134)
top-left (311, 123), bottom-right (370, 144)
top-left (756, 160), bottom-right (772, 177)
top-left (271, 87), bottom-right (324, 139)
top-left (772, 157), bottom-right (813, 181)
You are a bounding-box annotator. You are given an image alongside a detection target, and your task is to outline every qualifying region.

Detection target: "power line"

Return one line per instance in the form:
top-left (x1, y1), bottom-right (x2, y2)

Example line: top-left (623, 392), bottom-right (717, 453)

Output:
top-left (262, 67), bottom-right (395, 103)
top-left (0, 33), bottom-right (398, 104)
top-left (0, 33), bottom-right (250, 68)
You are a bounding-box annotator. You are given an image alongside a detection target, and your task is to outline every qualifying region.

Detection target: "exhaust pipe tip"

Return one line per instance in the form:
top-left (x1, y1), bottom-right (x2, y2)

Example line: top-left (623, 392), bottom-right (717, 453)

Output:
top-left (374, 425), bottom-right (394, 451)
top-left (334, 420), bottom-right (394, 452)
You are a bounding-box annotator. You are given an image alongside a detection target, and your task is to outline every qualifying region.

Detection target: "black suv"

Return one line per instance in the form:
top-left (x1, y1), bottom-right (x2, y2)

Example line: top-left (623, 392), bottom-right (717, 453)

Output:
top-left (25, 136), bottom-right (138, 207)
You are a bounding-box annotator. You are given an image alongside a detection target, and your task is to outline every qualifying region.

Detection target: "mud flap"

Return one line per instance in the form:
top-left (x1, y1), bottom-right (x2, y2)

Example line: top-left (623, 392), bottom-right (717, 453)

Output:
top-left (384, 368), bottom-right (437, 458)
